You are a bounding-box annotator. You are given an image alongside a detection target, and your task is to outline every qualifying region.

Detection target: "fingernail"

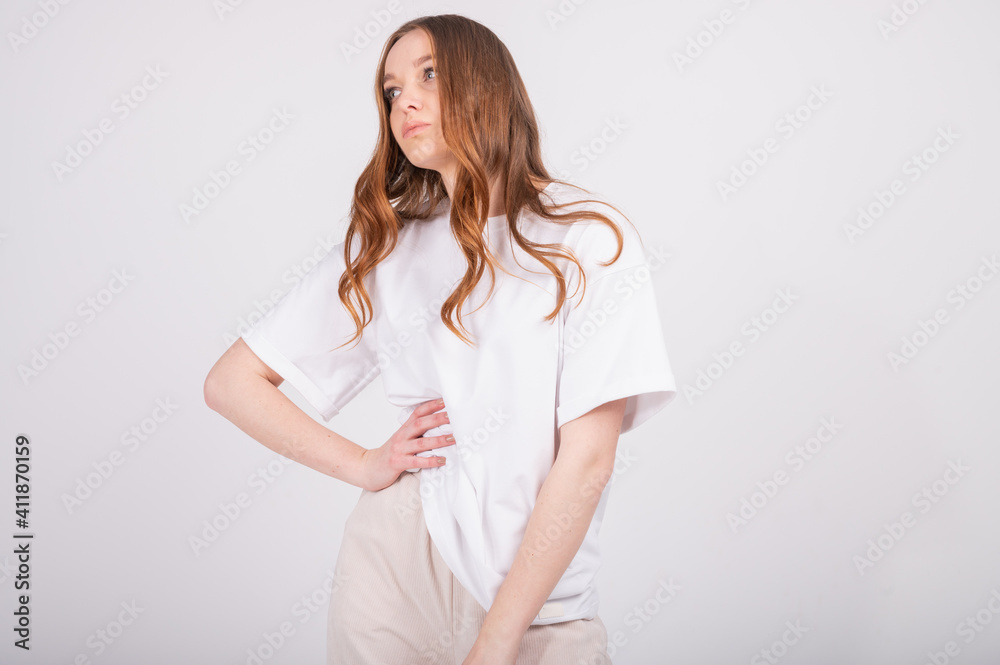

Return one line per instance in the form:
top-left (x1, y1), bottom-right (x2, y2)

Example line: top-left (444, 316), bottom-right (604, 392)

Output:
top-left (437, 398), bottom-right (445, 407)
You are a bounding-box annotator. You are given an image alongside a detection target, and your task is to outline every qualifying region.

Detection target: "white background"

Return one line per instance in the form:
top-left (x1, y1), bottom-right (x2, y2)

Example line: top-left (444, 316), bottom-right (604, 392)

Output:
top-left (2, 0), bottom-right (999, 663)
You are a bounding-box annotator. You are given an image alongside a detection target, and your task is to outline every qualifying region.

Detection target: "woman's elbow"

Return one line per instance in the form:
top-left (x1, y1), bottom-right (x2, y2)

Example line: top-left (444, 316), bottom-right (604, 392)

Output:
top-left (203, 367), bottom-right (220, 413)
top-left (203, 358), bottom-right (233, 413)
top-left (204, 339), bottom-right (279, 413)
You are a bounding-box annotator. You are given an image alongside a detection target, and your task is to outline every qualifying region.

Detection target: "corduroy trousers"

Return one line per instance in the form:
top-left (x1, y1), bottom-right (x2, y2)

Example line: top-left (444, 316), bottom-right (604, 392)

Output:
top-left (326, 467), bottom-right (613, 664)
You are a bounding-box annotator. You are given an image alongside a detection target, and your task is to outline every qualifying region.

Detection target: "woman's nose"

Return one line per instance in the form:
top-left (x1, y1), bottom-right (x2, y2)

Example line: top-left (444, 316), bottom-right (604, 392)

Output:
top-left (397, 85), bottom-right (423, 110)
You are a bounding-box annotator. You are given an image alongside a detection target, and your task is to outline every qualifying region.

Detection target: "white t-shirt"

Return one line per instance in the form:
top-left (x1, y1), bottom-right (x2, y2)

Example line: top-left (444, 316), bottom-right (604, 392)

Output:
top-left (241, 181), bottom-right (676, 625)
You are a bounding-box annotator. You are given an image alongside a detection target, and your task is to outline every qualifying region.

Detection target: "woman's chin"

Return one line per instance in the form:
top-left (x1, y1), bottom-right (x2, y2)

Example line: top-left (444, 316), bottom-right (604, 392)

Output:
top-left (403, 154), bottom-right (441, 173)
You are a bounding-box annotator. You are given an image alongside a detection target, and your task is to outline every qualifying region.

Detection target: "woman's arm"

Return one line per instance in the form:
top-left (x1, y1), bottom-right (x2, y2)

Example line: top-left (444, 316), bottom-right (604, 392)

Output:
top-left (203, 338), bottom-right (370, 490)
top-left (463, 398), bottom-right (628, 662)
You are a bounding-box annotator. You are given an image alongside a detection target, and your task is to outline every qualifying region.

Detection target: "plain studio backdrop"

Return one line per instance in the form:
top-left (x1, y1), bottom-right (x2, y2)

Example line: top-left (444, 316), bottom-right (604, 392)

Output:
top-left (2, 0), bottom-right (999, 663)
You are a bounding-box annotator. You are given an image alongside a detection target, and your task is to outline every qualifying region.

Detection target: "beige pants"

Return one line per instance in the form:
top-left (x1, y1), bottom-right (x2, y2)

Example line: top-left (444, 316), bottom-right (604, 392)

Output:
top-left (326, 468), bottom-right (614, 664)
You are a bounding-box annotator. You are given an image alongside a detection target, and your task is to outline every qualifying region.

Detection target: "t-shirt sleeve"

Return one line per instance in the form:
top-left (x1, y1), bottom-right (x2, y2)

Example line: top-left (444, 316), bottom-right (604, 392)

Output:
top-left (555, 220), bottom-right (677, 434)
top-left (240, 240), bottom-right (381, 422)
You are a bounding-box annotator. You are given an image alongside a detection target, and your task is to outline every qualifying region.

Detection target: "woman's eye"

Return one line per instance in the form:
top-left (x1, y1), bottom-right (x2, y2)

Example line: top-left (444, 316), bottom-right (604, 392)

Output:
top-left (383, 67), bottom-right (434, 103)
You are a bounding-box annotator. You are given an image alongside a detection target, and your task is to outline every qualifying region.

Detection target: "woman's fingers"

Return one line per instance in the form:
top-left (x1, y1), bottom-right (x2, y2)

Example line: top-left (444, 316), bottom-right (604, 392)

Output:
top-left (410, 398), bottom-right (449, 438)
top-left (401, 399), bottom-right (454, 466)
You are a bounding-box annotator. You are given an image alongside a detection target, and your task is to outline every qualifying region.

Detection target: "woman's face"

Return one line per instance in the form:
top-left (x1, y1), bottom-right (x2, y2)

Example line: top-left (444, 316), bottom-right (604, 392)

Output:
top-left (382, 29), bottom-right (456, 178)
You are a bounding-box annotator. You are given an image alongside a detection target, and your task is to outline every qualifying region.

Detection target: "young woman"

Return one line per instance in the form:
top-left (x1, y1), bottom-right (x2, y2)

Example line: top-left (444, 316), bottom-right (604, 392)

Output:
top-left (204, 13), bottom-right (676, 665)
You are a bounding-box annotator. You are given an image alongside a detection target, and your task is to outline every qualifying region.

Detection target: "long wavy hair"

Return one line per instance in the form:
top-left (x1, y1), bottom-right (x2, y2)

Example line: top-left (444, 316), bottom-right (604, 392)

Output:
top-left (333, 13), bottom-right (636, 350)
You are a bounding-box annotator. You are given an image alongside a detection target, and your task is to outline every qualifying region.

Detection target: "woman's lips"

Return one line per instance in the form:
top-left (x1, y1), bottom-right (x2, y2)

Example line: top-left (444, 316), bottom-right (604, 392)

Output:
top-left (403, 123), bottom-right (430, 139)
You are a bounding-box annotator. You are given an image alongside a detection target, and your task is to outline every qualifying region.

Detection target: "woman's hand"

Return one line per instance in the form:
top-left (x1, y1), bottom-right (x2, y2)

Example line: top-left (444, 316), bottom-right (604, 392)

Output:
top-left (360, 398), bottom-right (455, 492)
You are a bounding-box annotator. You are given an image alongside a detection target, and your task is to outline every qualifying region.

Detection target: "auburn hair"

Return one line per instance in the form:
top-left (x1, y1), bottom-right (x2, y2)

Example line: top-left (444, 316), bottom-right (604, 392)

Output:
top-left (333, 13), bottom-right (636, 351)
